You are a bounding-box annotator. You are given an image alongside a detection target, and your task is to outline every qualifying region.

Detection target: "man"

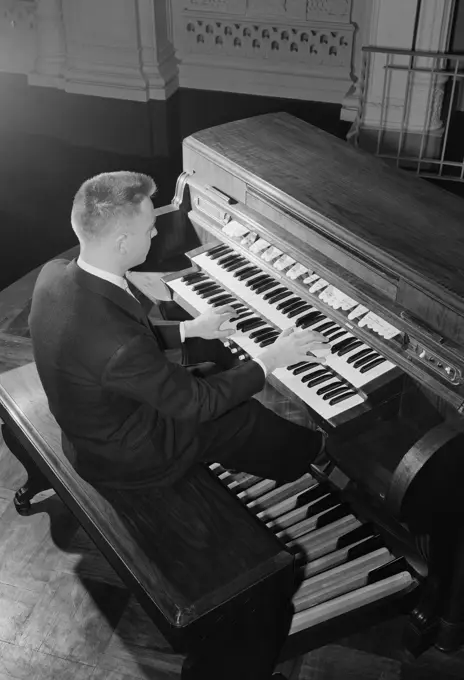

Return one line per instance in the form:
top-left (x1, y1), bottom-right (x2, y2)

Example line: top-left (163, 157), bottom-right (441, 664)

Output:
top-left (29, 171), bottom-right (331, 679)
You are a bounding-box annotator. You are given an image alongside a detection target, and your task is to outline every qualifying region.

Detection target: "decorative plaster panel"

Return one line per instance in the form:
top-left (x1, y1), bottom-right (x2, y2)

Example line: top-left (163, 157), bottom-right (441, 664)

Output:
top-left (181, 17), bottom-right (352, 69)
top-left (173, 0), bottom-right (355, 100)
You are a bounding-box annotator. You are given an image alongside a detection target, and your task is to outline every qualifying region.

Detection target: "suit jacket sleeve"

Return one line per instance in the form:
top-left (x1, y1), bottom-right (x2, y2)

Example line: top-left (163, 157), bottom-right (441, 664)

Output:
top-left (149, 319), bottom-right (183, 351)
top-left (101, 334), bottom-right (266, 422)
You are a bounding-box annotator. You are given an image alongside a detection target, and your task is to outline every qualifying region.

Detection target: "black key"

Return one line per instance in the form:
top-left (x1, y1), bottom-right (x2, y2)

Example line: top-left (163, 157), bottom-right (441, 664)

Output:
top-left (255, 281), bottom-right (280, 295)
top-left (300, 315), bottom-right (326, 329)
top-left (338, 340), bottom-right (364, 357)
top-left (212, 297), bottom-right (235, 307)
top-left (301, 369), bottom-right (331, 383)
top-left (277, 296), bottom-right (301, 311)
top-left (207, 292), bottom-right (230, 302)
top-left (287, 361), bottom-right (307, 370)
top-left (207, 290), bottom-right (233, 301)
top-left (217, 254), bottom-right (241, 266)
top-left (249, 326), bottom-right (275, 339)
top-left (209, 246), bottom-right (232, 260)
top-left (360, 357), bottom-right (387, 373)
top-left (263, 286), bottom-right (287, 300)
top-left (226, 260), bottom-right (249, 272)
top-left (293, 364), bottom-right (319, 376)
top-left (237, 268), bottom-right (262, 281)
top-left (329, 390), bottom-right (358, 405)
top-left (232, 265), bottom-right (253, 276)
top-left (331, 337), bottom-right (357, 353)
top-left (317, 381), bottom-right (344, 396)
top-left (349, 350), bottom-right (376, 365)
top-left (259, 336), bottom-right (278, 347)
top-left (199, 287), bottom-right (223, 298)
top-left (353, 352), bottom-right (380, 369)
top-left (279, 298), bottom-right (305, 313)
top-left (241, 320), bottom-right (266, 333)
top-left (313, 321), bottom-right (337, 333)
top-left (218, 256), bottom-right (243, 269)
top-left (208, 244), bottom-right (230, 255)
top-left (253, 330), bottom-right (279, 343)
top-left (246, 274), bottom-right (269, 288)
top-left (347, 349), bottom-right (373, 364)
top-left (304, 374), bottom-right (335, 388)
top-left (268, 291), bottom-right (293, 304)
top-left (249, 277), bottom-right (274, 291)
top-left (287, 303), bottom-right (312, 318)
top-left (325, 325), bottom-right (343, 336)
top-left (296, 311), bottom-right (323, 327)
top-left (237, 316), bottom-right (262, 331)
top-left (209, 293), bottom-right (234, 303)
top-left (234, 311), bottom-right (254, 321)
top-left (327, 330), bottom-right (347, 342)
top-left (192, 281), bottom-right (218, 292)
top-left (182, 272), bottom-right (206, 283)
top-left (282, 301), bottom-right (308, 315)
top-left (322, 386), bottom-right (353, 401)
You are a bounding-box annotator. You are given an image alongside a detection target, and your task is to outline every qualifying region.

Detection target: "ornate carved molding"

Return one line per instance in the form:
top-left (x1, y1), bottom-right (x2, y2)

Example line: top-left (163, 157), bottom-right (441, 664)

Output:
top-left (173, 0), bottom-right (355, 101)
top-left (182, 18), bottom-right (352, 68)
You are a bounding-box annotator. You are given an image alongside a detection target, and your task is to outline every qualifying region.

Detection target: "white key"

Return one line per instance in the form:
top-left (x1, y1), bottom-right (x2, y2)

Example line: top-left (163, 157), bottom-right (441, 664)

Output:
top-left (167, 277), bottom-right (211, 314)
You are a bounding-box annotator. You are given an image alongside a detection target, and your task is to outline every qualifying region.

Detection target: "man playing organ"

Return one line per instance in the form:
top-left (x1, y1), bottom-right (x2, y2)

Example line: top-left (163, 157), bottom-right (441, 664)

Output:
top-left (28, 170), bottom-right (332, 680)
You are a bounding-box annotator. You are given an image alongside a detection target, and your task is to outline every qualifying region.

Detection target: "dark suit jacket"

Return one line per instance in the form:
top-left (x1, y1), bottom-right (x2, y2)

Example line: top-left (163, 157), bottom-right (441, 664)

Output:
top-left (28, 259), bottom-right (266, 488)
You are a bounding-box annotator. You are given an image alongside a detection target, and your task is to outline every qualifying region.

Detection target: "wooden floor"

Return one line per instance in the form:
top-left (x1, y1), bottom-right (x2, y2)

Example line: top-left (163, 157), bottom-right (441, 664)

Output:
top-left (3, 439), bottom-right (464, 680)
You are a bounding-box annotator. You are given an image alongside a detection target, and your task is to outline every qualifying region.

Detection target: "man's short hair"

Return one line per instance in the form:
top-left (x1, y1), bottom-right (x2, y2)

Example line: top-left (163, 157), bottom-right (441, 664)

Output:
top-left (71, 171), bottom-right (156, 242)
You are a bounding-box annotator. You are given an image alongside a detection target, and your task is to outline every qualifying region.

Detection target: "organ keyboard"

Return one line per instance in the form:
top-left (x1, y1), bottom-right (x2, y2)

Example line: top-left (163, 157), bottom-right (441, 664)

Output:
top-left (167, 241), bottom-right (401, 427)
top-left (128, 113), bottom-right (464, 659)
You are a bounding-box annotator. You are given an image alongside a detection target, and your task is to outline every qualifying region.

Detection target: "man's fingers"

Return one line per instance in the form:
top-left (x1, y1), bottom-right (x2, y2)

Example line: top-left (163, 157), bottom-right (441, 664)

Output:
top-left (294, 329), bottom-right (326, 343)
top-left (280, 326), bottom-right (294, 337)
top-left (304, 341), bottom-right (330, 352)
top-left (219, 320), bottom-right (237, 332)
top-left (215, 305), bottom-right (236, 316)
top-left (305, 356), bottom-right (326, 364)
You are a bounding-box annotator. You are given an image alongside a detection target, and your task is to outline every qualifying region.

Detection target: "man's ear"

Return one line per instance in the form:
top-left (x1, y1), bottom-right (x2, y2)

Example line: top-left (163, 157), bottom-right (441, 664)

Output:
top-left (115, 233), bottom-right (128, 254)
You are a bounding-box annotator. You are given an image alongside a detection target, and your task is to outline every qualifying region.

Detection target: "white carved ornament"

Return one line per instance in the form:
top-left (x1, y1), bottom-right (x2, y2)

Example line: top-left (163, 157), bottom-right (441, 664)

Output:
top-left (182, 18), bottom-right (352, 68)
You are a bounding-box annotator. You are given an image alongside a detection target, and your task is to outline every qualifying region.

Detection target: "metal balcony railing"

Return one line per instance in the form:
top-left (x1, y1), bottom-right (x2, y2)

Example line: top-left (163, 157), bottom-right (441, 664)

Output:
top-left (348, 46), bottom-right (464, 183)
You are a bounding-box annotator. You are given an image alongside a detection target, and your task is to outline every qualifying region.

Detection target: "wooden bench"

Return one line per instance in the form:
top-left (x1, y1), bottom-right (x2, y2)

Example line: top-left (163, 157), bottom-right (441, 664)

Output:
top-left (0, 360), bottom-right (293, 655)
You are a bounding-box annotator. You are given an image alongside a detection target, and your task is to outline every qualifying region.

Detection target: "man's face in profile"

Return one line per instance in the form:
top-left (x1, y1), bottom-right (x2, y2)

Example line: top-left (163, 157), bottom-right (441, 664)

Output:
top-left (124, 197), bottom-right (158, 268)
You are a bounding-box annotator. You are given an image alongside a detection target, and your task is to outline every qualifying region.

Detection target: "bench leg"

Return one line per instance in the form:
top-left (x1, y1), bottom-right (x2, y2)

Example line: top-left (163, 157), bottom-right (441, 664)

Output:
top-left (1, 424), bottom-right (52, 515)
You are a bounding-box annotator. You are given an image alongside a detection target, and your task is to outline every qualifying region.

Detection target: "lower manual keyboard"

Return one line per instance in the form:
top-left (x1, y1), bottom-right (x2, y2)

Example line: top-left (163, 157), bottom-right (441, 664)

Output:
top-left (167, 273), bottom-right (389, 425)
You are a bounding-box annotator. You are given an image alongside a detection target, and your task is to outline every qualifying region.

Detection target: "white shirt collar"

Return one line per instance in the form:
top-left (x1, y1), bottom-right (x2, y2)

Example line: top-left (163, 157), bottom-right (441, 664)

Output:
top-left (77, 256), bottom-right (126, 291)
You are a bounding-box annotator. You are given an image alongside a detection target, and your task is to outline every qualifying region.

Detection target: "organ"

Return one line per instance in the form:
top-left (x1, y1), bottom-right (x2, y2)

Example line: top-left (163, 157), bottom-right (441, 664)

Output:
top-left (128, 112), bottom-right (464, 658)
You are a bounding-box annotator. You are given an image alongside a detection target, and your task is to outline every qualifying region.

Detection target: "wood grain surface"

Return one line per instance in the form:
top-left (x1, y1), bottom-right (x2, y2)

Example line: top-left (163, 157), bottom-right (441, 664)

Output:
top-left (184, 113), bottom-right (464, 312)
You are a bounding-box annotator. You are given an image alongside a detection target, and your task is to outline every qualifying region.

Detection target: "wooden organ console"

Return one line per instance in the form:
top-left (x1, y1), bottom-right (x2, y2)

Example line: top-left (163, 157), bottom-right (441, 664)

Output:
top-left (129, 112), bottom-right (464, 657)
